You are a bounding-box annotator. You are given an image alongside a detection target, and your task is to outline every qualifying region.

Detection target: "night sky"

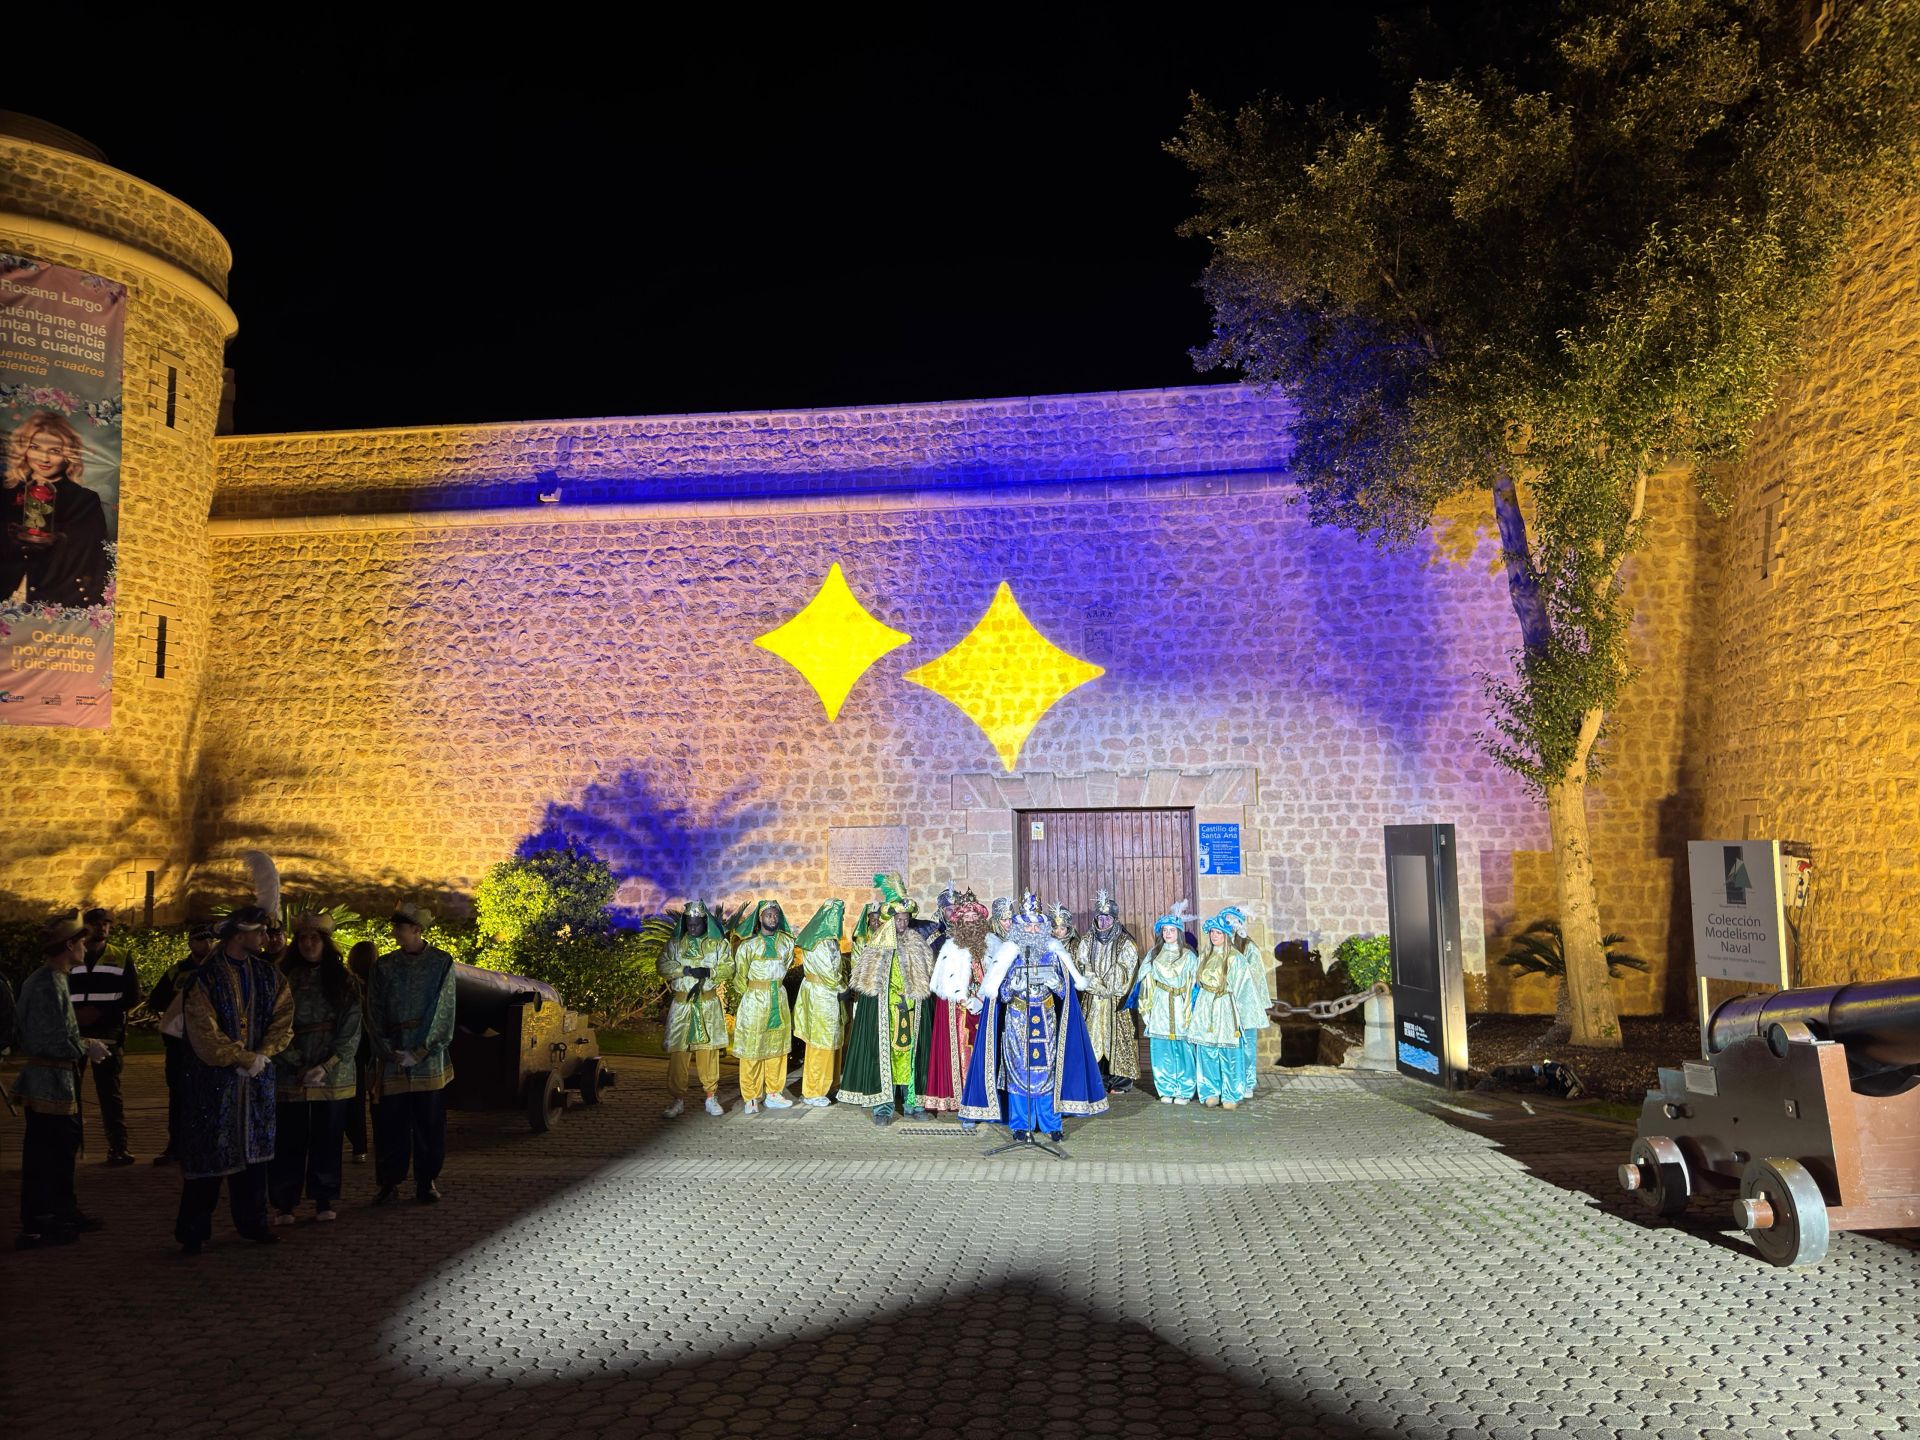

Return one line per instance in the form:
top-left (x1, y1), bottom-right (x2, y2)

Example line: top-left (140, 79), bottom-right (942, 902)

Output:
top-left (13, 14), bottom-right (1406, 435)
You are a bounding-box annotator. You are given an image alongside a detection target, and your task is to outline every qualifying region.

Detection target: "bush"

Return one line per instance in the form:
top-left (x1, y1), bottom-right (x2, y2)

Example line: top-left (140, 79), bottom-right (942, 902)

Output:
top-left (0, 921), bottom-right (187, 1005)
top-left (496, 927), bottom-right (667, 1024)
top-left (1334, 933), bottom-right (1393, 991)
top-left (470, 842), bottom-right (668, 1023)
top-left (475, 842), bottom-right (614, 952)
top-left (116, 927), bottom-right (190, 996)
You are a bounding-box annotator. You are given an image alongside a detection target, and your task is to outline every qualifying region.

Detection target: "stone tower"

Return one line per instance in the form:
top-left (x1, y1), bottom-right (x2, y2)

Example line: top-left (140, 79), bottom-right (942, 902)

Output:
top-left (0, 114), bottom-right (236, 920)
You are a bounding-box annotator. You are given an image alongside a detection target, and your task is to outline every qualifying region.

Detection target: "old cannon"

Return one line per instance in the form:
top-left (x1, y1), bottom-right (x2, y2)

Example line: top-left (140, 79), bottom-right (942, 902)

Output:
top-left (445, 962), bottom-right (615, 1132)
top-left (1619, 979), bottom-right (1920, 1265)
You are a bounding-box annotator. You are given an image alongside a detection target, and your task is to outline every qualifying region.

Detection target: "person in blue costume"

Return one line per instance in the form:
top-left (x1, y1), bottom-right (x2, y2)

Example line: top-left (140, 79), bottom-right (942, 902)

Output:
top-left (959, 891), bottom-right (1107, 1142)
top-left (174, 905), bottom-right (294, 1254)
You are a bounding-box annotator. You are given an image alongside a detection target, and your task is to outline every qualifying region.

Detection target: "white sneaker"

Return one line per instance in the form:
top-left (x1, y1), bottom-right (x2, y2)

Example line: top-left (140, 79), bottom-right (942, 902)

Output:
top-left (1159, 1095), bottom-right (1174, 1105)
top-left (743, 1100), bottom-right (760, 1115)
top-left (662, 1098), bottom-right (685, 1119)
top-left (704, 1096), bottom-right (725, 1117)
top-left (803, 1096), bottom-right (830, 1107)
top-left (1173, 1097), bottom-right (1191, 1106)
top-left (764, 1092), bottom-right (794, 1110)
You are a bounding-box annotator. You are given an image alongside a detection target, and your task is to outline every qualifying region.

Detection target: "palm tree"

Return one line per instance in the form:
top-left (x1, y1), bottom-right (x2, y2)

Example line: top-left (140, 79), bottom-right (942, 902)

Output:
top-left (1497, 919), bottom-right (1648, 1044)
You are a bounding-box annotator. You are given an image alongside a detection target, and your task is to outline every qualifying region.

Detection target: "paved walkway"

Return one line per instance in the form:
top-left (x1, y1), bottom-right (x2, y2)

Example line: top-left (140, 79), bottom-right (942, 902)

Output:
top-left (3, 1054), bottom-right (1918, 1439)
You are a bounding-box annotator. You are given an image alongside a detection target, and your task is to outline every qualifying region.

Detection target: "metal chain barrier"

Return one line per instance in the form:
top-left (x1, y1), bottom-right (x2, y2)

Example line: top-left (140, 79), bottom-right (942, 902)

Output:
top-left (1266, 982), bottom-right (1389, 1023)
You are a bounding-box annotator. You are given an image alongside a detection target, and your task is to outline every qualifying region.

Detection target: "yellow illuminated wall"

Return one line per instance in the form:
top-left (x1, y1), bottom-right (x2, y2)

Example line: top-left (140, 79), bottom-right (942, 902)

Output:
top-left (0, 130), bottom-right (235, 919)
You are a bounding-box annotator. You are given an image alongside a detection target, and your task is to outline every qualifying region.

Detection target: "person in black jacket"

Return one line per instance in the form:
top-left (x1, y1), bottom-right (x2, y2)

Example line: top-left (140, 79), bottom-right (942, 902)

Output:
top-left (146, 922), bottom-right (215, 1166)
top-left (69, 908), bottom-right (140, 1164)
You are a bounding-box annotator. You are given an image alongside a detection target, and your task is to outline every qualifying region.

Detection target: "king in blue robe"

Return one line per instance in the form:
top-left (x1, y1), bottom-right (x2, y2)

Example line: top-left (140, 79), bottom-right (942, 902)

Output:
top-left (958, 892), bottom-right (1107, 1139)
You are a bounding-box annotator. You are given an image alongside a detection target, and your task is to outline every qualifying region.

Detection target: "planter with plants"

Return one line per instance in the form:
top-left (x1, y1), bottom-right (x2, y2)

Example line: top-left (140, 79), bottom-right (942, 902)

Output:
top-left (1334, 933), bottom-right (1396, 1071)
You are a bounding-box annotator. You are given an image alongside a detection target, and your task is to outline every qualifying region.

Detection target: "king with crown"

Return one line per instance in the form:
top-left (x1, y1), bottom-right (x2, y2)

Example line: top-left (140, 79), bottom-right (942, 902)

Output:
top-left (960, 890), bottom-right (1107, 1142)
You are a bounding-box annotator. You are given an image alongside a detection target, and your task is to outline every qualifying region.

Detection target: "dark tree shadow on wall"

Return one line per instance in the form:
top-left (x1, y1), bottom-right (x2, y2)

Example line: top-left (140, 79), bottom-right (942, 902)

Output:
top-left (0, 708), bottom-right (337, 913)
top-left (520, 764), bottom-right (783, 914)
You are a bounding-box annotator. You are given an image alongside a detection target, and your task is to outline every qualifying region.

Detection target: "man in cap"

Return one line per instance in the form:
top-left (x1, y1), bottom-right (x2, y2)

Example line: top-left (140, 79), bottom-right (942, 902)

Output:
top-left (366, 902), bottom-right (458, 1204)
top-left (68, 905), bottom-right (140, 1164)
top-left (660, 901), bottom-right (733, 1118)
top-left (11, 915), bottom-right (110, 1247)
top-left (144, 920), bottom-right (216, 1166)
top-left (174, 905), bottom-right (294, 1253)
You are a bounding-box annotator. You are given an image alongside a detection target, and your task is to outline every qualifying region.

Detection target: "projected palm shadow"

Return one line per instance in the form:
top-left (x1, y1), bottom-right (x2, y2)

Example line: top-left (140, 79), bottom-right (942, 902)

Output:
top-left (0, 708), bottom-right (336, 913)
top-left (519, 764), bottom-right (782, 912)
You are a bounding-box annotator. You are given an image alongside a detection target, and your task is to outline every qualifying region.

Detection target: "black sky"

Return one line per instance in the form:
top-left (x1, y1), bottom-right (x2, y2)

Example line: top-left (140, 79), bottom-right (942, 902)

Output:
top-left (13, 13), bottom-right (1409, 435)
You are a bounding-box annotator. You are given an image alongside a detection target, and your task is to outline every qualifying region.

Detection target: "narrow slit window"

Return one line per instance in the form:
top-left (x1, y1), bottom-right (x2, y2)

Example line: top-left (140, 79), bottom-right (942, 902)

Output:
top-left (165, 366), bottom-right (179, 428)
top-left (153, 614), bottom-right (168, 679)
top-left (1760, 498), bottom-right (1781, 579)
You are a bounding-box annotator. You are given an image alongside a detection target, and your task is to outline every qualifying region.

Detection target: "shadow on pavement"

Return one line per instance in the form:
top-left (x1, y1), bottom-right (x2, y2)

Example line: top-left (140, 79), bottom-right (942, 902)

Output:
top-left (1, 1056), bottom-right (1397, 1440)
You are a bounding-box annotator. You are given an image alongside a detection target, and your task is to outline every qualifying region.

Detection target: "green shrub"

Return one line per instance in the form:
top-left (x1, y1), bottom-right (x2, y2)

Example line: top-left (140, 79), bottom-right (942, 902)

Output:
top-left (475, 843), bottom-right (615, 952)
top-left (116, 927), bottom-right (190, 995)
top-left (1334, 933), bottom-right (1393, 991)
top-left (0, 921), bottom-right (187, 1003)
top-left (470, 842), bottom-right (668, 1023)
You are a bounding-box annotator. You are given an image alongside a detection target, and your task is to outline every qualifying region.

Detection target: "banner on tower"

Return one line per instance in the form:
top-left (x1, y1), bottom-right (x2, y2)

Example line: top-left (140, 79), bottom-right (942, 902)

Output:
top-left (0, 252), bottom-right (125, 729)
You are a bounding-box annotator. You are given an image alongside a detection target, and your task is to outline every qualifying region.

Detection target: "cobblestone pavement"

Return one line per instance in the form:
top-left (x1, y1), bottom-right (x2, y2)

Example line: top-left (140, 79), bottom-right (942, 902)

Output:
top-left (4, 1055), bottom-right (1919, 1439)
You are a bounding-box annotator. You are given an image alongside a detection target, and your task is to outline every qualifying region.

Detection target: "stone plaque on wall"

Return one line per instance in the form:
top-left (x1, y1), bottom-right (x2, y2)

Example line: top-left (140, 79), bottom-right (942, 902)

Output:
top-left (829, 825), bottom-right (909, 885)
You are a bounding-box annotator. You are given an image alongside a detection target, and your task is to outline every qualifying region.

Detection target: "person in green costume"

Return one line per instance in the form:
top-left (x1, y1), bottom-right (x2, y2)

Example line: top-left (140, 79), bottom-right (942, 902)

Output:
top-left (660, 901), bottom-right (733, 1119)
top-left (730, 901), bottom-right (796, 1115)
top-left (791, 900), bottom-right (848, 1106)
top-left (835, 874), bottom-right (934, 1127)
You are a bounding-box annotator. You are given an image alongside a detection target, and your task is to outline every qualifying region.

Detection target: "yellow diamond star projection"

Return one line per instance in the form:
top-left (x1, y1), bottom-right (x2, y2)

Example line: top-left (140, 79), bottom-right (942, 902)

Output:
top-left (904, 582), bottom-right (1105, 771)
top-left (754, 563), bottom-right (912, 721)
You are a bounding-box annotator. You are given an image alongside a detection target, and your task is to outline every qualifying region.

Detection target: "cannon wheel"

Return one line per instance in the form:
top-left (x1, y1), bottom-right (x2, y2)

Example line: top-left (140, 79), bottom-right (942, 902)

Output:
top-left (576, 1057), bottom-right (603, 1106)
top-left (1628, 1135), bottom-right (1692, 1217)
top-left (1739, 1157), bottom-right (1830, 1267)
top-left (526, 1069), bottom-right (565, 1133)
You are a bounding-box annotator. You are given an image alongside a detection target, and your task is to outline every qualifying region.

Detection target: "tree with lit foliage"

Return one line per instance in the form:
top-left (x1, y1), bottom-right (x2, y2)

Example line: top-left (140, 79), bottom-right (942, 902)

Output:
top-left (1171, 0), bottom-right (1920, 1046)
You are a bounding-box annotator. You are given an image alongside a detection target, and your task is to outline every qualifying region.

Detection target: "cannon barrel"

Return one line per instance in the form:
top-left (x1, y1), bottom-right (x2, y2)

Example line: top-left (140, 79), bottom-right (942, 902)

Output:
top-left (454, 961), bottom-right (560, 1031)
top-left (1710, 979), bottom-right (1920, 1070)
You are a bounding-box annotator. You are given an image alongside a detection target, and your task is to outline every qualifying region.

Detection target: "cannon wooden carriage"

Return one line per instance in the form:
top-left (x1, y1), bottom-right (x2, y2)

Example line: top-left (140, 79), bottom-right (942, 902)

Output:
top-left (444, 963), bottom-right (615, 1131)
top-left (1619, 979), bottom-right (1920, 1265)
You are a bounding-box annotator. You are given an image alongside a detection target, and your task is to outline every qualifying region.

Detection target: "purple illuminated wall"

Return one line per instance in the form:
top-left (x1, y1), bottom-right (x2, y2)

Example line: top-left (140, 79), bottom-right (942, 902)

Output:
top-left (207, 386), bottom-right (1699, 1008)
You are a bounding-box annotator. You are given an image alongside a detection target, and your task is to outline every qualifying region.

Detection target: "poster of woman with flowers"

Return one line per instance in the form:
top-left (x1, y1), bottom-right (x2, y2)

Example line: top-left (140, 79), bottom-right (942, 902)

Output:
top-left (1, 253), bottom-right (125, 728)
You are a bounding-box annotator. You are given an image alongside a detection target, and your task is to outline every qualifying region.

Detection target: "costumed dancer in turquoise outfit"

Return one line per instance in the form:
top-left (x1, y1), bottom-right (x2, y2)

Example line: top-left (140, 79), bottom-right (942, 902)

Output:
top-left (1191, 915), bottom-right (1244, 1107)
top-left (1139, 903), bottom-right (1199, 1104)
top-left (1218, 906), bottom-right (1273, 1102)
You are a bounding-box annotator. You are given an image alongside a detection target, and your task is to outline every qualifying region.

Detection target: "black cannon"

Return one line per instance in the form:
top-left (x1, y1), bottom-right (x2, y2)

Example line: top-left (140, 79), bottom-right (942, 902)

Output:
top-left (1619, 979), bottom-right (1920, 1266)
top-left (445, 962), bottom-right (615, 1131)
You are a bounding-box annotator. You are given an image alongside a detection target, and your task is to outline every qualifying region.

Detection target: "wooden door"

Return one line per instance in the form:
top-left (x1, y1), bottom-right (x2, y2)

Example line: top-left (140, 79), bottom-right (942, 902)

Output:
top-left (1017, 808), bottom-right (1197, 944)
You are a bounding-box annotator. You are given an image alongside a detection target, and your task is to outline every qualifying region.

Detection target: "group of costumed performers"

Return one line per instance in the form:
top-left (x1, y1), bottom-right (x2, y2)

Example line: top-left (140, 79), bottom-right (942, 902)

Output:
top-left (1137, 903), bottom-right (1274, 1108)
top-left (654, 874), bottom-right (1272, 1130)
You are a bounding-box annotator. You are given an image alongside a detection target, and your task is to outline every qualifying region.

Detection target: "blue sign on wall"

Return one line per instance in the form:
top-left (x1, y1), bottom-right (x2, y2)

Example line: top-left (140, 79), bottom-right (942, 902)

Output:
top-left (1198, 822), bottom-right (1241, 876)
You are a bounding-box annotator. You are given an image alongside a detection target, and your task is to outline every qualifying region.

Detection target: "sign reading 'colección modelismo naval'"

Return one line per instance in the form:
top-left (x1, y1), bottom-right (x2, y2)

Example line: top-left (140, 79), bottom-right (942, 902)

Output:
top-left (1, 251), bottom-right (127, 730)
top-left (1686, 839), bottom-right (1790, 987)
